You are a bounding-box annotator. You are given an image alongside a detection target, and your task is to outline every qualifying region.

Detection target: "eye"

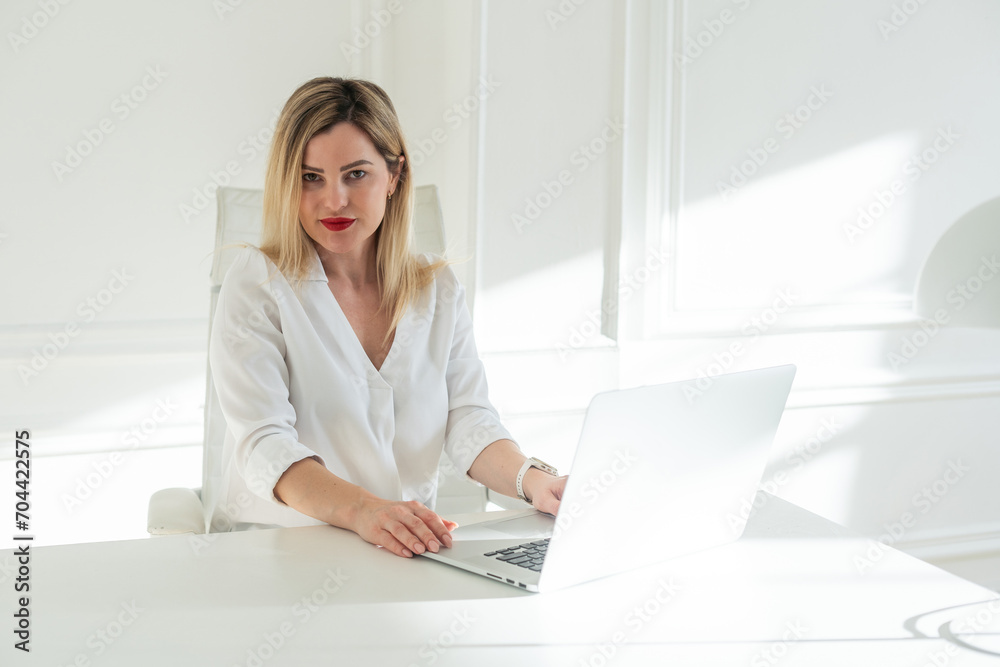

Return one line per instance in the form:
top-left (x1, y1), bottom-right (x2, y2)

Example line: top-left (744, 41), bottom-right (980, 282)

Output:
top-left (347, 169), bottom-right (366, 180)
top-left (302, 172), bottom-right (321, 183)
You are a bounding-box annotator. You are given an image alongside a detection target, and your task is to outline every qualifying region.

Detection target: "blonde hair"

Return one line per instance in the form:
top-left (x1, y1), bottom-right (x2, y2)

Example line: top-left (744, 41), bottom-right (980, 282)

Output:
top-left (260, 77), bottom-right (446, 343)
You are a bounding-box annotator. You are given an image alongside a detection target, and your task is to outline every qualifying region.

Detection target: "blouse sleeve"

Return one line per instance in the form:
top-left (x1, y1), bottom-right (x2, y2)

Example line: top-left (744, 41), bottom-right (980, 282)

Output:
top-left (209, 247), bottom-right (324, 504)
top-left (439, 268), bottom-right (516, 478)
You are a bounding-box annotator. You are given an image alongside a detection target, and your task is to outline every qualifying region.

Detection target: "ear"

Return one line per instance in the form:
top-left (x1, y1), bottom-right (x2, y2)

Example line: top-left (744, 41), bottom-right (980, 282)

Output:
top-left (389, 155), bottom-right (405, 192)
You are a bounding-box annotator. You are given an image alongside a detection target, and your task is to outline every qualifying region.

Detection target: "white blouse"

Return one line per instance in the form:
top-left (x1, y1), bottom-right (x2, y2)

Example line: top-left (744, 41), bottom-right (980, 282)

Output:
top-left (205, 244), bottom-right (513, 529)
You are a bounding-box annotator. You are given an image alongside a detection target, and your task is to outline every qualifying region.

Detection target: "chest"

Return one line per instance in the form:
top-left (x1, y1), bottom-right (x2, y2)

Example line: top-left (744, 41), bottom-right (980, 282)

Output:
top-left (329, 285), bottom-right (395, 371)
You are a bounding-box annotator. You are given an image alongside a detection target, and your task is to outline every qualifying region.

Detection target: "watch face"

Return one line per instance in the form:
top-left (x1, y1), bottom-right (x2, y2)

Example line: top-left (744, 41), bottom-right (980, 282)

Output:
top-left (532, 458), bottom-right (557, 475)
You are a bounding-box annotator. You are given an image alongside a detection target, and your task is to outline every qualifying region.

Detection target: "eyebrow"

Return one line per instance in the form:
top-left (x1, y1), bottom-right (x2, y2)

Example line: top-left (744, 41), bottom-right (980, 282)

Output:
top-left (300, 159), bottom-right (374, 174)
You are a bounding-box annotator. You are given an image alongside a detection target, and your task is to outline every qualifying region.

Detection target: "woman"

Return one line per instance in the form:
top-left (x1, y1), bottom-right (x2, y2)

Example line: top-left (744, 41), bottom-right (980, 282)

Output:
top-left (207, 77), bottom-right (566, 558)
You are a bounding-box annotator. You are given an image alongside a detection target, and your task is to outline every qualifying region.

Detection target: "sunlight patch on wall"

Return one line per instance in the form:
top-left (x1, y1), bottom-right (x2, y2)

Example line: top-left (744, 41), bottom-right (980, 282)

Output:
top-left (477, 249), bottom-right (606, 352)
top-left (670, 133), bottom-right (923, 320)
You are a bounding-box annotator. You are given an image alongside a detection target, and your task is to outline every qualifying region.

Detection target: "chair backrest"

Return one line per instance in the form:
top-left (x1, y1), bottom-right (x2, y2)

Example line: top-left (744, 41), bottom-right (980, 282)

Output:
top-left (201, 185), bottom-right (482, 521)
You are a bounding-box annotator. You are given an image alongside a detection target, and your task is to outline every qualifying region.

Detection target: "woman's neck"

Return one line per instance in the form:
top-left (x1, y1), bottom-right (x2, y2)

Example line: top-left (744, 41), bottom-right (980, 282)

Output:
top-left (316, 238), bottom-right (379, 291)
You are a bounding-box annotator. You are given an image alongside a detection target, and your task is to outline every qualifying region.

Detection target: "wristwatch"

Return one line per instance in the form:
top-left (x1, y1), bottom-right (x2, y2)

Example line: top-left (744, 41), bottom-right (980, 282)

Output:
top-left (516, 457), bottom-right (559, 503)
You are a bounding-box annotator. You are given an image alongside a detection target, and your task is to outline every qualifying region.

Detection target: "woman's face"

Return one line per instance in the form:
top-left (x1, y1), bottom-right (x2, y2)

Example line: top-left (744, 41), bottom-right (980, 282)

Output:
top-left (298, 122), bottom-right (400, 266)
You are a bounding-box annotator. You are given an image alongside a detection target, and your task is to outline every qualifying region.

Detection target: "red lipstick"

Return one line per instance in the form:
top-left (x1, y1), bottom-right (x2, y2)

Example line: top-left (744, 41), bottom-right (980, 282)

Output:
top-left (321, 217), bottom-right (355, 231)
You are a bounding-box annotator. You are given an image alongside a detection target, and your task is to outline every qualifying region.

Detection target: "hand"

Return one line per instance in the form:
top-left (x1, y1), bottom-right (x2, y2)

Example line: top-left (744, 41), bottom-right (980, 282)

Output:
top-left (351, 497), bottom-right (458, 558)
top-left (522, 469), bottom-right (568, 516)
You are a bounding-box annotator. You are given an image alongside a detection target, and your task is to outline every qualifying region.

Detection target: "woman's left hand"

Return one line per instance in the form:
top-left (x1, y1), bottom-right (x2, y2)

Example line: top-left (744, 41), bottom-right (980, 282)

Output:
top-left (522, 469), bottom-right (568, 516)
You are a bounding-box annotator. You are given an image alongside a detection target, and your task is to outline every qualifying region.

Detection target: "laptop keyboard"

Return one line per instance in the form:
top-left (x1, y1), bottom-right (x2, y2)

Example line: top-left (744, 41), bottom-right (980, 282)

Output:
top-left (484, 539), bottom-right (549, 572)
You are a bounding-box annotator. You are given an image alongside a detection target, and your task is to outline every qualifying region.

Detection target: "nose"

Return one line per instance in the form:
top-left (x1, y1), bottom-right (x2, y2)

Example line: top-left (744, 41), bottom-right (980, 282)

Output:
top-left (322, 179), bottom-right (349, 212)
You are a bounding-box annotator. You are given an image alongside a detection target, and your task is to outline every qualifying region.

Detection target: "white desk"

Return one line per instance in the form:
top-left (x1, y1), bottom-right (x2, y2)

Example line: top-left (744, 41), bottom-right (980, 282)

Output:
top-left (2, 494), bottom-right (998, 666)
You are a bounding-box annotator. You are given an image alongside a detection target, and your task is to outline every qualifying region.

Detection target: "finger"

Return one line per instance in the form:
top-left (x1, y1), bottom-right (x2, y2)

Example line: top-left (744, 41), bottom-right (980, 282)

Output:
top-left (440, 520), bottom-right (458, 547)
top-left (535, 479), bottom-right (565, 516)
top-left (386, 521), bottom-right (423, 555)
top-left (377, 529), bottom-right (414, 558)
top-left (535, 492), bottom-right (555, 514)
top-left (401, 513), bottom-right (443, 553)
top-left (414, 508), bottom-right (456, 549)
top-left (387, 518), bottom-right (432, 555)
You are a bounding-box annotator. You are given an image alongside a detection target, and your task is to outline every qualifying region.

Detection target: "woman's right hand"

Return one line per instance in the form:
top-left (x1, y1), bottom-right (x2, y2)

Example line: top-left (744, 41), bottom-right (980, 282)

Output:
top-left (351, 497), bottom-right (457, 558)
top-left (274, 458), bottom-right (457, 557)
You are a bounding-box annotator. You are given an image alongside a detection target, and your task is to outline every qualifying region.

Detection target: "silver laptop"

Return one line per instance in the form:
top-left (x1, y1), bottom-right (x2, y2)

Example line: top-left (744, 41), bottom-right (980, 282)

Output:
top-left (420, 364), bottom-right (796, 592)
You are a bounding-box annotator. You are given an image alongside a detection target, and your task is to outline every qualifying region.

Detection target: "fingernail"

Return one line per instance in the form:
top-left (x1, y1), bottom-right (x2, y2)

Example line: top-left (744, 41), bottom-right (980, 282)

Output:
top-left (403, 548), bottom-right (413, 557)
top-left (428, 540), bottom-right (439, 553)
top-left (413, 543), bottom-right (425, 554)
top-left (443, 534), bottom-right (453, 547)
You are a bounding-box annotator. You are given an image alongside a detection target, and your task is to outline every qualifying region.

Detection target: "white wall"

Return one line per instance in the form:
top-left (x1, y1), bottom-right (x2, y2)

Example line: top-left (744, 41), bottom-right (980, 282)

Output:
top-left (1, 0), bottom-right (998, 584)
top-left (413, 0), bottom-right (1000, 579)
top-left (0, 0), bottom-right (368, 542)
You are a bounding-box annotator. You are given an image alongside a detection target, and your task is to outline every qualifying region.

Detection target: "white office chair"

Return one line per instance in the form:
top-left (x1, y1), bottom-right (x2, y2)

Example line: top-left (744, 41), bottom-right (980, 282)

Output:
top-left (147, 185), bottom-right (489, 535)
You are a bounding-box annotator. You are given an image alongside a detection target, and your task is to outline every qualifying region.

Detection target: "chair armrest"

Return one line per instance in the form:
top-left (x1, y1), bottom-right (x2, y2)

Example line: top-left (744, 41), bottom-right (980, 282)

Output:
top-left (486, 488), bottom-right (532, 511)
top-left (147, 488), bottom-right (207, 536)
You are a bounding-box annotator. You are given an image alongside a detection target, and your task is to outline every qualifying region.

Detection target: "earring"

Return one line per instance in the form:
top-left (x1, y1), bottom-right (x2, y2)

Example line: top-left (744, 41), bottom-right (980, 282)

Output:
top-left (387, 192), bottom-right (392, 201)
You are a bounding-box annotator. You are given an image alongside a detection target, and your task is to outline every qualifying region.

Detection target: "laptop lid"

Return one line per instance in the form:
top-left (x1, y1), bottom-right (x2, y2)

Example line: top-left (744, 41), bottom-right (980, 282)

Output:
top-left (537, 364), bottom-right (796, 592)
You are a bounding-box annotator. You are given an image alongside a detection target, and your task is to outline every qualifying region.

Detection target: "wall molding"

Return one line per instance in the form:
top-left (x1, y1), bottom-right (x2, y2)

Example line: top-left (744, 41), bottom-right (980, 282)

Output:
top-left (897, 523), bottom-right (1000, 591)
top-left (0, 318), bottom-right (208, 360)
top-left (469, 0), bottom-right (488, 316)
top-left (481, 342), bottom-right (1000, 415)
top-left (599, 0), bottom-right (630, 342)
top-left (897, 523), bottom-right (1000, 562)
top-left (619, 0), bottom-right (977, 339)
top-left (0, 426), bottom-right (204, 461)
